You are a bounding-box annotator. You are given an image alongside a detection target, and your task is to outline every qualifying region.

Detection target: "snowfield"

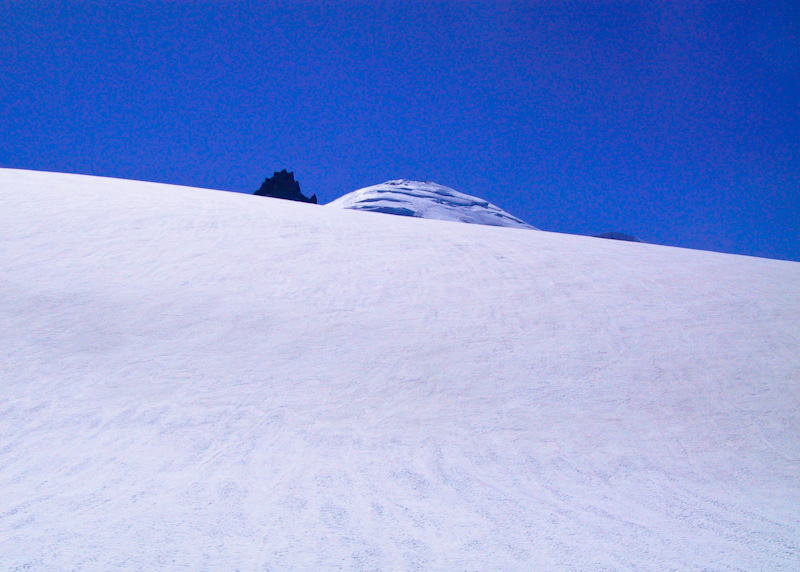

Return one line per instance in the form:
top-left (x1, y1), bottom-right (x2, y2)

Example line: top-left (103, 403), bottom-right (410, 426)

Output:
top-left (327, 179), bottom-right (537, 229)
top-left (1, 168), bottom-right (799, 571)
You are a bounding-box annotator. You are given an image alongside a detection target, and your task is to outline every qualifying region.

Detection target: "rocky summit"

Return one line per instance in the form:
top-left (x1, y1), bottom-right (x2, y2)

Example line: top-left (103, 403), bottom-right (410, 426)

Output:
top-left (254, 169), bottom-right (317, 204)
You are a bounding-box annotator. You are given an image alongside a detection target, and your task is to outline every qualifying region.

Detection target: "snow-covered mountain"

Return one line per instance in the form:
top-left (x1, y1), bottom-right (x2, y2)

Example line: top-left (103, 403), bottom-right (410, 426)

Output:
top-left (2, 168), bottom-right (799, 571)
top-left (328, 179), bottom-right (537, 229)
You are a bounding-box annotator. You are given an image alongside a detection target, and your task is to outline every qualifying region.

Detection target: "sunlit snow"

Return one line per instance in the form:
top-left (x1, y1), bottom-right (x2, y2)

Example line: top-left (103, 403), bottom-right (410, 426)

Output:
top-left (328, 179), bottom-right (536, 229)
top-left (1, 168), bottom-right (799, 570)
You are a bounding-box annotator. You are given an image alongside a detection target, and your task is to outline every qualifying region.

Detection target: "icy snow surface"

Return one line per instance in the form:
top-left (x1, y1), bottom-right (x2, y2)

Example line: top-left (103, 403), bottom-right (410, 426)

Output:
top-left (327, 179), bottom-right (537, 229)
top-left (1, 168), bottom-right (799, 571)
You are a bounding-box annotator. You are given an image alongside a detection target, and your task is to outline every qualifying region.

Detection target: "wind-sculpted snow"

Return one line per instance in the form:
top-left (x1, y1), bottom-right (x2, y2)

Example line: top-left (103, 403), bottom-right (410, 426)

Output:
top-left (328, 179), bottom-right (537, 229)
top-left (1, 168), bottom-right (799, 571)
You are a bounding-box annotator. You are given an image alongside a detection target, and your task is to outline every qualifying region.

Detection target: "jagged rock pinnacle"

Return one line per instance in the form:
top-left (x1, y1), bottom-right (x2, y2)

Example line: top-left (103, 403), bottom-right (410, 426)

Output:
top-left (254, 170), bottom-right (317, 204)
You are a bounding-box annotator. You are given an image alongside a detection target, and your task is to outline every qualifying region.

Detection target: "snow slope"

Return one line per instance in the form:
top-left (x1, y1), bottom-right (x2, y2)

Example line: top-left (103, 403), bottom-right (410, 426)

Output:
top-left (1, 168), bottom-right (799, 571)
top-left (327, 179), bottom-right (537, 229)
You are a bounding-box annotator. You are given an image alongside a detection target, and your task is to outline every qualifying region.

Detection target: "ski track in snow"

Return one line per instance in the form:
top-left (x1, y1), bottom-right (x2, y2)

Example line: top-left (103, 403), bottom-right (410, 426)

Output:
top-left (1, 168), bottom-right (799, 571)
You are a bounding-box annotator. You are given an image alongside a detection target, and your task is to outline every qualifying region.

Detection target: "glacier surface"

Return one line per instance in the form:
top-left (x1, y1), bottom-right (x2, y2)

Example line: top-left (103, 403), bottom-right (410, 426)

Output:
top-left (1, 168), bottom-right (799, 571)
top-left (327, 179), bottom-right (537, 229)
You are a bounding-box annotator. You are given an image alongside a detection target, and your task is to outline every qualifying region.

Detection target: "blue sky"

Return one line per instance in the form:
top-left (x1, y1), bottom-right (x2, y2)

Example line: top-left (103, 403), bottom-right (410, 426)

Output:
top-left (2, 1), bottom-right (798, 261)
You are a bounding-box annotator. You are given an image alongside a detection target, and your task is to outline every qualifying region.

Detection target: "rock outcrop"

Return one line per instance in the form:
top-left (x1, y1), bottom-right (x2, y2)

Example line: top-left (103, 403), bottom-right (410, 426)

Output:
top-left (254, 170), bottom-right (317, 204)
top-left (594, 232), bottom-right (643, 242)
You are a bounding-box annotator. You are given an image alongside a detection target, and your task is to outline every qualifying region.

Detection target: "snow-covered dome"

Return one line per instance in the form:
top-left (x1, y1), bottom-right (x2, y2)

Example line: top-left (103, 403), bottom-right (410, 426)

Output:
top-left (327, 179), bottom-right (537, 230)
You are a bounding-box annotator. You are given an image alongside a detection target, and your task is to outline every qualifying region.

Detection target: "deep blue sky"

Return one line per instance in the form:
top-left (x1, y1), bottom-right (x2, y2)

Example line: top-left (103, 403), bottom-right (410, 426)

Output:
top-left (2, 1), bottom-right (798, 261)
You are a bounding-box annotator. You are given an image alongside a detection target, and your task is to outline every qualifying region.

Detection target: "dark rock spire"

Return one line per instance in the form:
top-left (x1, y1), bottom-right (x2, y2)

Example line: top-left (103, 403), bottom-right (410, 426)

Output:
top-left (254, 170), bottom-right (317, 204)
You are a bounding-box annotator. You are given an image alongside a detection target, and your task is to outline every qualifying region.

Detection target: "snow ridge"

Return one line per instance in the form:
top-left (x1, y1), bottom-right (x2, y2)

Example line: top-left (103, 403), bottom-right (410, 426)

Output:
top-left (2, 168), bottom-right (799, 571)
top-left (328, 179), bottom-right (537, 229)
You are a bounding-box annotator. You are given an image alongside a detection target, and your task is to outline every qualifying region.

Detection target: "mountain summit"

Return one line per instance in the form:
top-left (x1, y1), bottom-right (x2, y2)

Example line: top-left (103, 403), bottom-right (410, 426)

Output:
top-left (328, 179), bottom-right (536, 229)
top-left (254, 169), bottom-right (317, 204)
